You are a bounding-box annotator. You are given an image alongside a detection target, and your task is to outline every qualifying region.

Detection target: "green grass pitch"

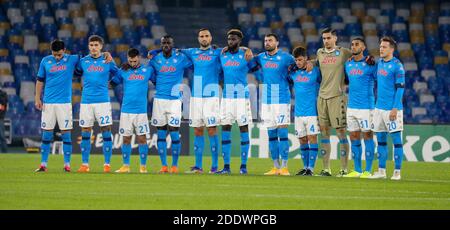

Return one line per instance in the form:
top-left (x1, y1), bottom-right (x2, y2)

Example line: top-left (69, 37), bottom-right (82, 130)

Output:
top-left (0, 153), bottom-right (449, 209)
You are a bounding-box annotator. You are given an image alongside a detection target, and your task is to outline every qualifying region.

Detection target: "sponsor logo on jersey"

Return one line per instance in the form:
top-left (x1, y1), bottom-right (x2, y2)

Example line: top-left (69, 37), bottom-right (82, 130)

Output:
top-left (295, 75), bottom-right (310, 82)
top-left (160, 66), bottom-right (177, 73)
top-left (224, 60), bottom-right (240, 67)
top-left (128, 74), bottom-right (145, 80)
top-left (378, 69), bottom-right (388, 76)
top-left (264, 61), bottom-right (278, 69)
top-left (349, 69), bottom-right (363, 75)
top-left (87, 65), bottom-right (104, 72)
top-left (321, 56), bottom-right (337, 64)
top-left (196, 54), bottom-right (212, 61)
top-left (50, 65), bottom-right (67, 72)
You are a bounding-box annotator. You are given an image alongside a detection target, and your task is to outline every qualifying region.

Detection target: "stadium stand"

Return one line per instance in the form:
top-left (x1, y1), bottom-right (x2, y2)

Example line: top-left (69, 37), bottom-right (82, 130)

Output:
top-left (0, 0), bottom-right (161, 138)
top-left (0, 0), bottom-right (448, 140)
top-left (231, 0), bottom-right (450, 124)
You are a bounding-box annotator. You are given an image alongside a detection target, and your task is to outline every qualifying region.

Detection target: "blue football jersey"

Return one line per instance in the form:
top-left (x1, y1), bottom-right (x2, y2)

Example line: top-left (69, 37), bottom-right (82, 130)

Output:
top-left (254, 50), bottom-right (295, 104)
top-left (289, 66), bottom-right (320, 116)
top-left (220, 49), bottom-right (257, 99)
top-left (76, 54), bottom-right (119, 104)
top-left (376, 57), bottom-right (405, 110)
top-left (37, 54), bottom-right (79, 103)
top-left (180, 47), bottom-right (221, 98)
top-left (111, 65), bottom-right (155, 114)
top-left (149, 50), bottom-right (192, 100)
top-left (345, 57), bottom-right (376, 109)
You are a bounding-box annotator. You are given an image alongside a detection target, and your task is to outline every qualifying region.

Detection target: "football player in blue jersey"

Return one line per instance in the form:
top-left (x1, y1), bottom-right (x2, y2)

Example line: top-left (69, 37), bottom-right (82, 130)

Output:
top-left (179, 29), bottom-right (222, 174)
top-left (217, 29), bottom-right (257, 175)
top-left (287, 46), bottom-right (321, 176)
top-left (253, 33), bottom-right (296, 176)
top-left (111, 48), bottom-right (155, 173)
top-left (343, 38), bottom-right (377, 178)
top-left (34, 40), bottom-right (79, 172)
top-left (149, 35), bottom-right (192, 174)
top-left (76, 35), bottom-right (119, 173)
top-left (370, 36), bottom-right (405, 180)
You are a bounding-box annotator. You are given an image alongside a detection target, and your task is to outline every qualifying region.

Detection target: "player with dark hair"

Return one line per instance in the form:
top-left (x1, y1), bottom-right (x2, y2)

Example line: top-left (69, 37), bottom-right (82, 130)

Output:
top-left (34, 39), bottom-right (78, 172)
top-left (313, 28), bottom-right (375, 177)
top-left (76, 35), bottom-right (119, 173)
top-left (111, 48), bottom-right (155, 173)
top-left (288, 46), bottom-right (321, 176)
top-left (217, 29), bottom-right (257, 174)
top-left (253, 33), bottom-right (295, 176)
top-left (343, 37), bottom-right (377, 178)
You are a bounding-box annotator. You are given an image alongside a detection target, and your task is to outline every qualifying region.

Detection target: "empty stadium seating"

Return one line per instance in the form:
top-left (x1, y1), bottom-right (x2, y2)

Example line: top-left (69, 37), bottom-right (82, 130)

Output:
top-left (0, 0), bottom-right (448, 139)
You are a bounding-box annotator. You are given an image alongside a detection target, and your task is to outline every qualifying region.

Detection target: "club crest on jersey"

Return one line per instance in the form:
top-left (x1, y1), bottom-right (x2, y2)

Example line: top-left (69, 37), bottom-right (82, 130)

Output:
top-left (335, 50), bottom-right (341, 56)
top-left (173, 59), bottom-right (178, 63)
top-left (276, 56), bottom-right (281, 60)
top-left (142, 68), bottom-right (147, 72)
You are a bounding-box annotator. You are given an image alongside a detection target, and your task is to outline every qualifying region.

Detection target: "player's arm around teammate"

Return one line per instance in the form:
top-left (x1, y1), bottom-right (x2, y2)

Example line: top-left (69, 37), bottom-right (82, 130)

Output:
top-left (183, 29), bottom-right (222, 174)
top-left (111, 48), bottom-right (155, 173)
top-left (76, 35), bottom-right (119, 173)
top-left (149, 35), bottom-right (193, 174)
top-left (216, 29), bottom-right (256, 175)
top-left (251, 34), bottom-right (295, 176)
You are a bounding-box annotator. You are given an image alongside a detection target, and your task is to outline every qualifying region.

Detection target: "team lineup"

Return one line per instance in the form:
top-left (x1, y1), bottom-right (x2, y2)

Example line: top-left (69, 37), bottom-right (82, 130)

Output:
top-left (34, 27), bottom-right (405, 180)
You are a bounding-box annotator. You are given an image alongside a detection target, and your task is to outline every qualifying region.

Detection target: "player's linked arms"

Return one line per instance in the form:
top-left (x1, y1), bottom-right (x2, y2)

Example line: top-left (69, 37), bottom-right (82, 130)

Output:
top-left (103, 52), bottom-right (113, 63)
top-left (305, 60), bottom-right (314, 72)
top-left (365, 55), bottom-right (375, 65)
top-left (147, 49), bottom-right (162, 60)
